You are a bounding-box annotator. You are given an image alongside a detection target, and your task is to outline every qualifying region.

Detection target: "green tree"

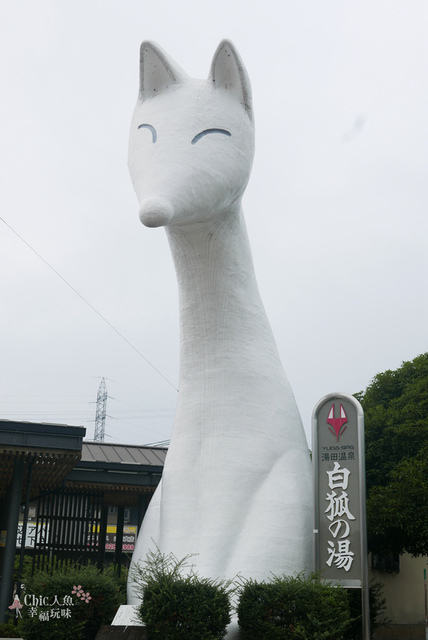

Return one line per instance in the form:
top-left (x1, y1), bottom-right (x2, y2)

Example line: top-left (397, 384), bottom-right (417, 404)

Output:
top-left (355, 353), bottom-right (428, 556)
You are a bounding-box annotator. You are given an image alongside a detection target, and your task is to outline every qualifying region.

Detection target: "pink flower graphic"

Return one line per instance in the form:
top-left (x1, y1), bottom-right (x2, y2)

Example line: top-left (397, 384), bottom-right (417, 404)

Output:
top-left (72, 584), bottom-right (86, 598)
top-left (72, 586), bottom-right (91, 603)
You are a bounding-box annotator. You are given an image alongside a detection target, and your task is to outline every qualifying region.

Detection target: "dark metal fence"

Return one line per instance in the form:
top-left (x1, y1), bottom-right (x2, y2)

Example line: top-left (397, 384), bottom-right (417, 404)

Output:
top-left (32, 490), bottom-right (104, 573)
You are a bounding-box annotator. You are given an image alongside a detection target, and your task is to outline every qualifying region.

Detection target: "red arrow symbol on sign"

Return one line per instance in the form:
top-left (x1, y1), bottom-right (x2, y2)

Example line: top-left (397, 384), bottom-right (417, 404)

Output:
top-left (327, 403), bottom-right (348, 442)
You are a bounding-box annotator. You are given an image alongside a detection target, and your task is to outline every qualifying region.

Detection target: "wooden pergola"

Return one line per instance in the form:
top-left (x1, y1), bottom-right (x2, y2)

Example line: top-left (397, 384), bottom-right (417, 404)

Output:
top-left (0, 422), bottom-right (166, 624)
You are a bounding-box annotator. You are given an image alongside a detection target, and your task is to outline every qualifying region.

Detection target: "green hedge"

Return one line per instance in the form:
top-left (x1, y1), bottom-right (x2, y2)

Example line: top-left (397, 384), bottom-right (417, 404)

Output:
top-left (131, 548), bottom-right (232, 640)
top-left (19, 564), bottom-right (124, 640)
top-left (141, 576), bottom-right (231, 640)
top-left (237, 573), bottom-right (351, 640)
top-left (0, 622), bottom-right (22, 638)
top-left (129, 550), bottom-right (388, 640)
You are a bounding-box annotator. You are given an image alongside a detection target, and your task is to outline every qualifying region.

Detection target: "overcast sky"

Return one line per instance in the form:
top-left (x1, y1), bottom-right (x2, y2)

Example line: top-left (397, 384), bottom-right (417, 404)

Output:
top-left (0, 1), bottom-right (426, 447)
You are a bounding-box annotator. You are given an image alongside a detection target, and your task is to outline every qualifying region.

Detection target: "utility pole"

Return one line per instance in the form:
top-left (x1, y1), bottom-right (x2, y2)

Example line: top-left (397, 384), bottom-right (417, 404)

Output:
top-left (94, 377), bottom-right (108, 442)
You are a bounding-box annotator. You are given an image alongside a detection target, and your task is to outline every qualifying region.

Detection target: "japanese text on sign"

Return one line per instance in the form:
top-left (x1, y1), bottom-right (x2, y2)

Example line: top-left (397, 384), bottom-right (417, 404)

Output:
top-left (324, 461), bottom-right (355, 572)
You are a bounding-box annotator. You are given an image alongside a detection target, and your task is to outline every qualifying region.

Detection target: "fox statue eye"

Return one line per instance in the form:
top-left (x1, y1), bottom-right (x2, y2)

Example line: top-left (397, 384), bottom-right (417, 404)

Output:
top-left (137, 123), bottom-right (157, 143)
top-left (191, 128), bottom-right (231, 145)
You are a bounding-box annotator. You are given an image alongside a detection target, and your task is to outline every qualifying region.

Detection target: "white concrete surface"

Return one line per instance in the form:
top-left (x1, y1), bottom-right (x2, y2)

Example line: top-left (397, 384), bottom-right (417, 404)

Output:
top-left (127, 41), bottom-right (313, 635)
top-left (111, 604), bottom-right (143, 626)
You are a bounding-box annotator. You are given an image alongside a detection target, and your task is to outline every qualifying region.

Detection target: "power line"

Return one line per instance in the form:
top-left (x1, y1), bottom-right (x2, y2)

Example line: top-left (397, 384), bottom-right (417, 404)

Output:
top-left (142, 440), bottom-right (170, 448)
top-left (0, 216), bottom-right (178, 392)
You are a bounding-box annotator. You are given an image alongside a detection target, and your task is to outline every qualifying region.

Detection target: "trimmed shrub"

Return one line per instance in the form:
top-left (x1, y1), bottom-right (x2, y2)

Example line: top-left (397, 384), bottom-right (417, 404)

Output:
top-left (237, 572), bottom-right (351, 640)
top-left (131, 548), bottom-right (233, 640)
top-left (103, 563), bottom-right (129, 602)
top-left (0, 622), bottom-right (22, 638)
top-left (19, 563), bottom-right (123, 640)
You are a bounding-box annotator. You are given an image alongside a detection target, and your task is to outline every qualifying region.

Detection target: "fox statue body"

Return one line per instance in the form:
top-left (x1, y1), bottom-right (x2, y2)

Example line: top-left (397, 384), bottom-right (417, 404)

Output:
top-left (127, 40), bottom-right (313, 634)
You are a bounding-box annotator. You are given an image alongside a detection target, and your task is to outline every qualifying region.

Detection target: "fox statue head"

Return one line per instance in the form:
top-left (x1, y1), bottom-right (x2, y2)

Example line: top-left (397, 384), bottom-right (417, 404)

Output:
top-left (128, 40), bottom-right (255, 228)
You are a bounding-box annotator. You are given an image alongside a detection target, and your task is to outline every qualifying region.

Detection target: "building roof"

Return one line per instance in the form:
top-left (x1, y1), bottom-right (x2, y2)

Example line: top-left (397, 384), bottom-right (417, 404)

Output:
top-left (64, 441), bottom-right (168, 507)
top-left (0, 421), bottom-right (167, 507)
top-left (0, 420), bottom-right (85, 500)
top-left (81, 441), bottom-right (167, 467)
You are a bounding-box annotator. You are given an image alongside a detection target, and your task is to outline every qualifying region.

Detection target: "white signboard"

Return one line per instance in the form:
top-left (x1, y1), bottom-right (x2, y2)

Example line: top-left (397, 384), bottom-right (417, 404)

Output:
top-left (312, 393), bottom-right (370, 638)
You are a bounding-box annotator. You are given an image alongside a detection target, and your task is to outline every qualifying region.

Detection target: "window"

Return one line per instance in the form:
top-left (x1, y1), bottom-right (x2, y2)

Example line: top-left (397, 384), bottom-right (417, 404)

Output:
top-left (371, 553), bottom-right (400, 573)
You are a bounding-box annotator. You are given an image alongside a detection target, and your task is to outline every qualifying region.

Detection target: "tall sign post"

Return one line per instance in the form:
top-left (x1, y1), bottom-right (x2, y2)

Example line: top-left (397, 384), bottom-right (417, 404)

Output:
top-left (312, 393), bottom-right (370, 639)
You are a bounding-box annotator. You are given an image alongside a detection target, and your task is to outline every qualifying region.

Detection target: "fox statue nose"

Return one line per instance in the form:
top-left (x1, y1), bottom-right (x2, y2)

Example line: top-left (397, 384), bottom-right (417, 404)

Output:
top-left (139, 199), bottom-right (174, 227)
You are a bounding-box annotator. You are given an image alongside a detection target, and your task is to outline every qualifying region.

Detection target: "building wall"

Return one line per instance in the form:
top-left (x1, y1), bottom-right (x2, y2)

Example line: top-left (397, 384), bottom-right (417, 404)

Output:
top-left (369, 554), bottom-right (428, 625)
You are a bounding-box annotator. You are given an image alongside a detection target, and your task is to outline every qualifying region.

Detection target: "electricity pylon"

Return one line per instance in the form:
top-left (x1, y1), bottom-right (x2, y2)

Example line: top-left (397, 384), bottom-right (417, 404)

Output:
top-left (94, 377), bottom-right (108, 442)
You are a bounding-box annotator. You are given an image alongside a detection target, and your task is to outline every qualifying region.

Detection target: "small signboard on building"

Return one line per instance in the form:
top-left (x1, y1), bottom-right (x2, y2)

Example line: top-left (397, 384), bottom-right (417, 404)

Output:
top-left (105, 525), bottom-right (137, 552)
top-left (15, 523), bottom-right (137, 552)
top-left (312, 392), bottom-right (370, 638)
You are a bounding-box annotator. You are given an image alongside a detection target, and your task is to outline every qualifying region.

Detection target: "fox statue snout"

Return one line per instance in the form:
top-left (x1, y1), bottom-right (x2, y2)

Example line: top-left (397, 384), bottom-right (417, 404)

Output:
top-left (128, 40), bottom-right (255, 228)
top-left (139, 198), bottom-right (174, 227)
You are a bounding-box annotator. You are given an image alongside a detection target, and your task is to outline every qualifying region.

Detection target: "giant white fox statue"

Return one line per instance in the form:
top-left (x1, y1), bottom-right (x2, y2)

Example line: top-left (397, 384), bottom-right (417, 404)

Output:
top-left (127, 40), bottom-right (313, 635)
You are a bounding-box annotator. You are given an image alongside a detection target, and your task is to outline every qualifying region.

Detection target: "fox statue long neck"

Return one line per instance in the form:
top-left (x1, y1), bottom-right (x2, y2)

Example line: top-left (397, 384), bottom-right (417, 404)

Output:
top-left (165, 205), bottom-right (308, 474)
top-left (167, 208), bottom-right (280, 394)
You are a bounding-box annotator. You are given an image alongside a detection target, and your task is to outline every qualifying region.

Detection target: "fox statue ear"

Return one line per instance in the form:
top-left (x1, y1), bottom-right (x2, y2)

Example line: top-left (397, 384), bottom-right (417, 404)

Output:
top-left (209, 40), bottom-right (253, 122)
top-left (139, 41), bottom-right (187, 101)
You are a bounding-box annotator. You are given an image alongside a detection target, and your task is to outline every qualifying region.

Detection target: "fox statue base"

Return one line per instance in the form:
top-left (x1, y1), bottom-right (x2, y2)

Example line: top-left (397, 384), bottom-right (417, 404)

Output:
top-left (126, 40), bottom-right (313, 638)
